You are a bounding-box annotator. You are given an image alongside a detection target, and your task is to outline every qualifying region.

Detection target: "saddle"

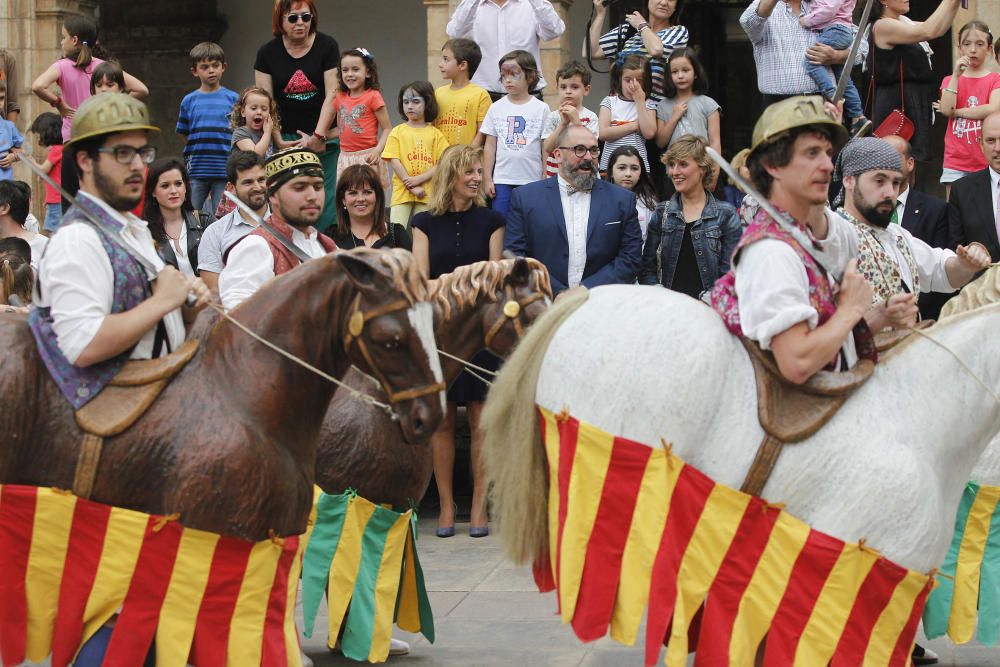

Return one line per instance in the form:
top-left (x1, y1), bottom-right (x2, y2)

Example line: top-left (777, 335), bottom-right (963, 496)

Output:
top-left (72, 339), bottom-right (200, 498)
top-left (739, 339), bottom-right (874, 497)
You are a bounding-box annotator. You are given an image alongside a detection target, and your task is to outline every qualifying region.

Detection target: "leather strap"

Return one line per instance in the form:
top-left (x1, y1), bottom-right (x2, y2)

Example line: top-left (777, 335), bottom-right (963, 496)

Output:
top-left (483, 286), bottom-right (547, 351)
top-left (740, 433), bottom-right (784, 498)
top-left (73, 433), bottom-right (104, 499)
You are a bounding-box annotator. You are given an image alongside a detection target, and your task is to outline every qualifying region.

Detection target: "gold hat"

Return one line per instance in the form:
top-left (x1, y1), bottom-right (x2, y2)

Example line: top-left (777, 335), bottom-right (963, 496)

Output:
top-left (749, 95), bottom-right (848, 157)
top-left (265, 147), bottom-right (324, 192)
top-left (66, 93), bottom-right (160, 146)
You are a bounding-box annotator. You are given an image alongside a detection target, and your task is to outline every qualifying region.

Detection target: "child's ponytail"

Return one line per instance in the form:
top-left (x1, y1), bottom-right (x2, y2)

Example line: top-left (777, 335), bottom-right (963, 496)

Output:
top-left (63, 15), bottom-right (101, 69)
top-left (0, 253), bottom-right (32, 307)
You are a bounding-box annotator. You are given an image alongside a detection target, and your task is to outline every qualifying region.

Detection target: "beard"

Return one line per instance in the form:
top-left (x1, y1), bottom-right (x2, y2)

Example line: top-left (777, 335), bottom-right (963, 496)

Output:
top-left (562, 159), bottom-right (597, 191)
top-left (93, 168), bottom-right (143, 212)
top-left (277, 202), bottom-right (322, 228)
top-left (852, 188), bottom-right (894, 229)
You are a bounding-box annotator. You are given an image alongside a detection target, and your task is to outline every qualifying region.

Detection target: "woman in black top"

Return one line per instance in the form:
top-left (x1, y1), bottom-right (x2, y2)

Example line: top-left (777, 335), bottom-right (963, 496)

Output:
top-left (143, 158), bottom-right (205, 277)
top-left (411, 145), bottom-right (504, 539)
top-left (869, 0), bottom-right (961, 162)
top-left (254, 0), bottom-right (340, 230)
top-left (330, 165), bottom-right (411, 250)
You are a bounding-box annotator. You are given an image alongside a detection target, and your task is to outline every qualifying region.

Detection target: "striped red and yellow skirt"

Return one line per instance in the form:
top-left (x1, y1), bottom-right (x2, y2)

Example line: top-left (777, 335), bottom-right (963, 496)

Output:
top-left (0, 485), bottom-right (303, 667)
top-left (535, 407), bottom-right (935, 667)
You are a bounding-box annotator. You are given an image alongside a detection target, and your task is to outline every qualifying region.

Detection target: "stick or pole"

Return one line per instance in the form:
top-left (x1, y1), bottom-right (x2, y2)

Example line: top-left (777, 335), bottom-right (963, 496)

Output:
top-left (833, 0), bottom-right (876, 104)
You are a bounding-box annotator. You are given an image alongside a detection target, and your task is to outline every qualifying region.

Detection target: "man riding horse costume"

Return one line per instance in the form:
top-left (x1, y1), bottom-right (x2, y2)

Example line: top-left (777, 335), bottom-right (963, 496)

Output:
top-left (0, 95), bottom-right (447, 666)
top-left (481, 95), bottom-right (1000, 666)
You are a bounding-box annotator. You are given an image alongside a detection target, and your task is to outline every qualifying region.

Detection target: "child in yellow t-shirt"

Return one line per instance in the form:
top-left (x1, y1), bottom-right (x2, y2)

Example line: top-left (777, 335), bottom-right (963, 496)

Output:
top-left (434, 38), bottom-right (491, 146)
top-left (382, 81), bottom-right (450, 226)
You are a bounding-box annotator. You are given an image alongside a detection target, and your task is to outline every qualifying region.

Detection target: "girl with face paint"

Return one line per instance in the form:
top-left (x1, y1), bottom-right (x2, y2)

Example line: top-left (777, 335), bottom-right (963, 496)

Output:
top-left (381, 81), bottom-right (450, 227)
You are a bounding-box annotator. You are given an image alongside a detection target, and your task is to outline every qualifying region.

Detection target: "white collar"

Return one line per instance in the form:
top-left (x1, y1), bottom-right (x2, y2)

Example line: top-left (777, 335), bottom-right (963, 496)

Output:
top-left (77, 190), bottom-right (147, 232)
top-left (989, 166), bottom-right (1000, 189)
top-left (557, 175), bottom-right (592, 195)
top-left (897, 187), bottom-right (909, 206)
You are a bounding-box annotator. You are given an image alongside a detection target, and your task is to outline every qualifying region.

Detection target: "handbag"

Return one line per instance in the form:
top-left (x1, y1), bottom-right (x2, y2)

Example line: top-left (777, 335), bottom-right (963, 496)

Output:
top-left (870, 54), bottom-right (915, 141)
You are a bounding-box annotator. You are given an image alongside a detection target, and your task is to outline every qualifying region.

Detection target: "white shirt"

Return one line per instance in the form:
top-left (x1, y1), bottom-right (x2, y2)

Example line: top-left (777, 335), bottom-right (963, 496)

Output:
top-left (990, 166), bottom-right (1000, 222)
top-left (894, 186), bottom-right (909, 224)
top-left (480, 95), bottom-right (549, 185)
top-left (858, 217), bottom-right (957, 294)
top-left (558, 176), bottom-right (592, 289)
top-left (637, 199), bottom-right (654, 243)
top-left (26, 233), bottom-right (47, 271)
top-left (447, 0), bottom-right (565, 93)
top-left (170, 225), bottom-right (195, 277)
top-left (197, 207), bottom-right (266, 275)
top-left (24, 213), bottom-right (39, 234)
top-left (219, 225), bottom-right (327, 311)
top-left (735, 208), bottom-right (859, 367)
top-left (34, 191), bottom-right (185, 364)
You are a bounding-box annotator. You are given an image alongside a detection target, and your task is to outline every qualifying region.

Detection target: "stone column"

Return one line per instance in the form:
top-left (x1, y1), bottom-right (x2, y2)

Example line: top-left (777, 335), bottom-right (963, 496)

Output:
top-left (539, 0), bottom-right (573, 106)
top-left (425, 0), bottom-right (460, 89)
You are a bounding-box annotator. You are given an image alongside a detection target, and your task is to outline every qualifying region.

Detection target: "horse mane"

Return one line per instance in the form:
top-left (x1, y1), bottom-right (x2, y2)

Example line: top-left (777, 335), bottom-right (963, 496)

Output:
top-left (374, 248), bottom-right (430, 304)
top-left (427, 258), bottom-right (552, 321)
top-left (938, 264), bottom-right (1000, 321)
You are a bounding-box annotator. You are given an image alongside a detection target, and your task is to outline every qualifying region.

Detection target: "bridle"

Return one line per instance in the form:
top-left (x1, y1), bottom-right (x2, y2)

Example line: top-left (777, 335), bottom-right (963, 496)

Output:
top-left (483, 284), bottom-right (548, 352)
top-left (342, 293), bottom-right (446, 404)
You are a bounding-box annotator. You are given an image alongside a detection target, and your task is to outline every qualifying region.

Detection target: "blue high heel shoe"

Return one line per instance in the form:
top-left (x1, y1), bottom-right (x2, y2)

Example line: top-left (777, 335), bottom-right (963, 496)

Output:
top-left (469, 525), bottom-right (489, 538)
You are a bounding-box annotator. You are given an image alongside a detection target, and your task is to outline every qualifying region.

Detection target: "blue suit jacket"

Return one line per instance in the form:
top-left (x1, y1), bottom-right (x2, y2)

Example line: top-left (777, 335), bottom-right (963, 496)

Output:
top-left (504, 177), bottom-right (643, 293)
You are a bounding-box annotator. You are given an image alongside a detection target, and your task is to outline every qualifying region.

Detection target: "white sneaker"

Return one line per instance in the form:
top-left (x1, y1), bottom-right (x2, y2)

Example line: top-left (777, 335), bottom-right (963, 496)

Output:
top-left (389, 638), bottom-right (410, 656)
top-left (301, 651), bottom-right (314, 667)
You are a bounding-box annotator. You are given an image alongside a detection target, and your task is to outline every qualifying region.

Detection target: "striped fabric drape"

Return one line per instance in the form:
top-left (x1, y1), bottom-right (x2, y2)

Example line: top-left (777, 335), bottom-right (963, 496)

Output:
top-left (923, 482), bottom-right (1000, 646)
top-left (300, 490), bottom-right (433, 663)
top-left (0, 484), bottom-right (304, 667)
top-left (534, 407), bottom-right (934, 667)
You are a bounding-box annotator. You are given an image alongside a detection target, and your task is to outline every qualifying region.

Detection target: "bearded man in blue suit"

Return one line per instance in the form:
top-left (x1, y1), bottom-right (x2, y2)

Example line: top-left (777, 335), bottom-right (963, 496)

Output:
top-left (504, 124), bottom-right (642, 294)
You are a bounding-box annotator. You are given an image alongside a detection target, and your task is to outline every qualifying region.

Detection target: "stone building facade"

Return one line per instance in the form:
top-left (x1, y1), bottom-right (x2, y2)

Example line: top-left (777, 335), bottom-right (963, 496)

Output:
top-left (1, 0), bottom-right (994, 198)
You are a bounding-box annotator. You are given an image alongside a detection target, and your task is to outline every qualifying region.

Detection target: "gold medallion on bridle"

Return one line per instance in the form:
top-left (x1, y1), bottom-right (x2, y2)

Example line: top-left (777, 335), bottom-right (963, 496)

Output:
top-left (348, 311), bottom-right (365, 337)
top-left (503, 301), bottom-right (521, 318)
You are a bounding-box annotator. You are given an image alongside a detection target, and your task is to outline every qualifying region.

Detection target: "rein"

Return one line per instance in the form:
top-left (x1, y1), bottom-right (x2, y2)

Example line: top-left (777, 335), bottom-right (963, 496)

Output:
top-left (207, 292), bottom-right (446, 421)
top-left (437, 286), bottom-right (548, 386)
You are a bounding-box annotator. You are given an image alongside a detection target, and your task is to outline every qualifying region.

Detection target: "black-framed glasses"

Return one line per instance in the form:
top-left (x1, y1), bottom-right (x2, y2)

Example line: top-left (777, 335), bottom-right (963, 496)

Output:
top-left (559, 145), bottom-right (600, 158)
top-left (286, 12), bottom-right (312, 23)
top-left (96, 145), bottom-right (158, 165)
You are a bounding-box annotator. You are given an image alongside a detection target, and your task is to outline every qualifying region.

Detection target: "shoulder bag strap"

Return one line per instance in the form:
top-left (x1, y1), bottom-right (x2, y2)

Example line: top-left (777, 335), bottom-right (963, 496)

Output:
top-left (899, 59), bottom-right (906, 114)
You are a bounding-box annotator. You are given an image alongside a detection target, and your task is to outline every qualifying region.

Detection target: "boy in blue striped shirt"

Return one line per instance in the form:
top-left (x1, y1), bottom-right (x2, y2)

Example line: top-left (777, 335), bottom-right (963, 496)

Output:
top-left (177, 42), bottom-right (239, 219)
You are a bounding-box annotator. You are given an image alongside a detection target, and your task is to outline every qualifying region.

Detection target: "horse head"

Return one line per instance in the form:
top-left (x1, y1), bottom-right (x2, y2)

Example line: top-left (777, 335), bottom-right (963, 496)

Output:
top-left (338, 248), bottom-right (445, 444)
top-left (481, 257), bottom-right (553, 356)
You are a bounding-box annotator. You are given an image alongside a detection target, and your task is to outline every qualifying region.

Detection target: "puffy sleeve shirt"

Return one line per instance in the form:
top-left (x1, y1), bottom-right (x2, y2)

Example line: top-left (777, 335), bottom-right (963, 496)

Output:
top-left (734, 209), bottom-right (859, 364)
top-left (34, 192), bottom-right (185, 364)
top-left (219, 228), bottom-right (328, 311)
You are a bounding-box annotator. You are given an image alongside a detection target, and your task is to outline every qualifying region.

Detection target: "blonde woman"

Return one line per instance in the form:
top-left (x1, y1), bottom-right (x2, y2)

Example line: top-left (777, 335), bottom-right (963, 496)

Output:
top-left (411, 145), bottom-right (504, 538)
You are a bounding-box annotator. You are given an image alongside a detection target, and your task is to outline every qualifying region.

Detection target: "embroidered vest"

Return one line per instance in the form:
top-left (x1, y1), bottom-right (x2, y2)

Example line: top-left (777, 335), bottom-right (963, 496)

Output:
top-left (839, 209), bottom-right (920, 304)
top-left (248, 214), bottom-right (337, 276)
top-left (29, 199), bottom-right (152, 409)
top-left (710, 208), bottom-right (877, 369)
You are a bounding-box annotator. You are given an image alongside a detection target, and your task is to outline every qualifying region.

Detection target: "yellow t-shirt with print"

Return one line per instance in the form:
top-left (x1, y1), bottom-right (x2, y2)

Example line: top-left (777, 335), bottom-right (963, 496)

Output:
top-left (381, 123), bottom-right (450, 206)
top-left (433, 83), bottom-right (491, 146)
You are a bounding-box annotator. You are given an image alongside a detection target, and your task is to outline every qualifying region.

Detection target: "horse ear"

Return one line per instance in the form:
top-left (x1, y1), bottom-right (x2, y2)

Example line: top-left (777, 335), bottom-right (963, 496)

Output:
top-left (338, 251), bottom-right (382, 289)
top-left (507, 257), bottom-right (532, 288)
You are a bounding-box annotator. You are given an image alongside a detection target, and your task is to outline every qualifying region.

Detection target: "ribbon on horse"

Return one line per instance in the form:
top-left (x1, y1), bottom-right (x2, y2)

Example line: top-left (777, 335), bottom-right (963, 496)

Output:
top-left (534, 407), bottom-right (934, 667)
top-left (0, 484), bottom-right (303, 667)
top-left (923, 481), bottom-right (1000, 646)
top-left (300, 490), bottom-right (433, 663)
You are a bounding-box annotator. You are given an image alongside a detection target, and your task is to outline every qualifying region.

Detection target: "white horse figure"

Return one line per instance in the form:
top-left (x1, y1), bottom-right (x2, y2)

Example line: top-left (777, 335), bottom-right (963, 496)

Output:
top-left (486, 282), bottom-right (1000, 573)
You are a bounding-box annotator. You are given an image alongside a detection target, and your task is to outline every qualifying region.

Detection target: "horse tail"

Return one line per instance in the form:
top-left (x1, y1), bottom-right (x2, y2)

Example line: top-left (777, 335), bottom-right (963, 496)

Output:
top-left (483, 286), bottom-right (590, 566)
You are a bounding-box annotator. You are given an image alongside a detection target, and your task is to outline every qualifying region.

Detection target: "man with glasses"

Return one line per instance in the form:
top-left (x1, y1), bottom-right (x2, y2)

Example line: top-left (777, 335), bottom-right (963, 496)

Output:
top-left (31, 94), bottom-right (210, 406)
top-left (505, 123), bottom-right (642, 293)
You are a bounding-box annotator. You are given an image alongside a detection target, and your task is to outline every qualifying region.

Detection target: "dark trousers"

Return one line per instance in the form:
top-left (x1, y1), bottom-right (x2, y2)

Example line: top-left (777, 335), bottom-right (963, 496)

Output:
top-left (761, 93), bottom-right (796, 111)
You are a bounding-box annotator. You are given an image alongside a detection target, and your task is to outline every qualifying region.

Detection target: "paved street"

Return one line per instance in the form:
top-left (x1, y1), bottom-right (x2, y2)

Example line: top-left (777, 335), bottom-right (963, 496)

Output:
top-left (300, 515), bottom-right (1000, 667)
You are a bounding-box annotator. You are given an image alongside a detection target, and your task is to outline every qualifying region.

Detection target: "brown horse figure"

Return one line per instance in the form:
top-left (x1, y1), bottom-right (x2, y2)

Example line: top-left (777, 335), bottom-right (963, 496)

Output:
top-left (0, 248), bottom-right (445, 541)
top-left (315, 257), bottom-right (552, 508)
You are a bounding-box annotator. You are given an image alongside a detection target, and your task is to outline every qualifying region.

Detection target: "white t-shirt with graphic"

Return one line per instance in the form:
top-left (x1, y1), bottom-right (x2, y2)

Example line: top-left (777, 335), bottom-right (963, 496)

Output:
top-left (481, 95), bottom-right (550, 185)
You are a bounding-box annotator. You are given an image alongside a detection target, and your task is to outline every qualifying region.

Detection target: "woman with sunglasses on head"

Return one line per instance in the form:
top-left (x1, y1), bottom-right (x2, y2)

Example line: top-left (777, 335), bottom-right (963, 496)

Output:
top-left (254, 0), bottom-right (341, 230)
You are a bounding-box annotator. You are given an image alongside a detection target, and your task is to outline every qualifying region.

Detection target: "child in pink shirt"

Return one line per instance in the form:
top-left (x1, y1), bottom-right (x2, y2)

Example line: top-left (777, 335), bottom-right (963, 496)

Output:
top-left (326, 48), bottom-right (392, 185)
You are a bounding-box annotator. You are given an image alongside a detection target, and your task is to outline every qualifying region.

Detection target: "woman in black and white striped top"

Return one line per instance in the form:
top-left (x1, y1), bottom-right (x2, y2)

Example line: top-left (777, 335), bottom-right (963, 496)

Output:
top-left (585, 0), bottom-right (689, 107)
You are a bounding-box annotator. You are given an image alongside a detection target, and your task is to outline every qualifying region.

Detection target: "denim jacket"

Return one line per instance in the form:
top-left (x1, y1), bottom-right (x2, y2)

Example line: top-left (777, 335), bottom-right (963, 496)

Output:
top-left (639, 192), bottom-right (742, 294)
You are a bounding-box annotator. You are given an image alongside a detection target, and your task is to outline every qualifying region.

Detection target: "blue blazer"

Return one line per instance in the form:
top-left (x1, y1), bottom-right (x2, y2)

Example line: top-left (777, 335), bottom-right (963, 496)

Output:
top-left (504, 177), bottom-right (643, 293)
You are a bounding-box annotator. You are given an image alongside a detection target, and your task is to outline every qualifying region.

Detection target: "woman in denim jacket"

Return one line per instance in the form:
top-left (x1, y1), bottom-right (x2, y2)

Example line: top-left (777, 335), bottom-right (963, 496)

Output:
top-left (639, 135), bottom-right (741, 299)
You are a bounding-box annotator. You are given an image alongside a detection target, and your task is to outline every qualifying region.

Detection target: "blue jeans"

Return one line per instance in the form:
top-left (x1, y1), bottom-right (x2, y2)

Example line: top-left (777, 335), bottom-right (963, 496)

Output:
top-left (805, 23), bottom-right (863, 120)
top-left (492, 184), bottom-right (521, 216)
top-left (43, 203), bottom-right (62, 232)
top-left (189, 178), bottom-right (226, 221)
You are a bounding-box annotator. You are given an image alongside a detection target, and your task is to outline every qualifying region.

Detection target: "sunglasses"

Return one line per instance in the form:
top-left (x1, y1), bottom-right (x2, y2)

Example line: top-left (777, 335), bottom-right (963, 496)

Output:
top-left (286, 12), bottom-right (312, 24)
